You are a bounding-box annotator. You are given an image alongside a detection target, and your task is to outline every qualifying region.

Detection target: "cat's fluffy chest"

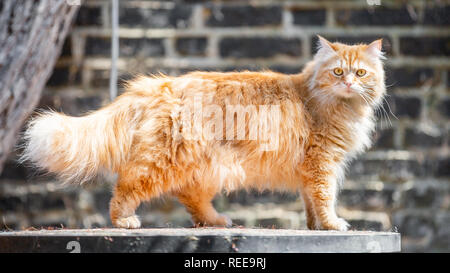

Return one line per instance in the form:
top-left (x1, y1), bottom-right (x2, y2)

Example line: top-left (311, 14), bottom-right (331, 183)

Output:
top-left (311, 107), bottom-right (375, 158)
top-left (344, 114), bottom-right (375, 155)
top-left (332, 111), bottom-right (375, 161)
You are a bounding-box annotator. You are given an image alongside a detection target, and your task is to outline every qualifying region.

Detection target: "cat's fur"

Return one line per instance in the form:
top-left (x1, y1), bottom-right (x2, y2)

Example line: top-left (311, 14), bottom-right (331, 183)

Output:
top-left (21, 36), bottom-right (386, 230)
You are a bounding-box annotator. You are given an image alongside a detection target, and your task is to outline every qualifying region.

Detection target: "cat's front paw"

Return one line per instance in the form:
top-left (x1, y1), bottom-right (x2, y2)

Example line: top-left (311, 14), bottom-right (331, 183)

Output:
top-left (113, 215), bottom-right (141, 229)
top-left (320, 217), bottom-right (350, 231)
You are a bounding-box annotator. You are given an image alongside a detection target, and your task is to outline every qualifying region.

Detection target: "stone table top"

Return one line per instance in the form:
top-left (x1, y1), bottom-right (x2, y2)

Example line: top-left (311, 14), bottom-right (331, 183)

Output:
top-left (0, 228), bottom-right (401, 253)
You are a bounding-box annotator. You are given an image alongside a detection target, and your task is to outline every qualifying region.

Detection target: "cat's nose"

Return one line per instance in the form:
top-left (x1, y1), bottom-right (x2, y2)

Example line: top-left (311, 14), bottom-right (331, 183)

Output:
top-left (344, 82), bottom-right (352, 87)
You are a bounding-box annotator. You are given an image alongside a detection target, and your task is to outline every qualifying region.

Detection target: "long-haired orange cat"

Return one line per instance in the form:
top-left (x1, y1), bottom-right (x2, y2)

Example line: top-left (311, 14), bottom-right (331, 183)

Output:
top-left (21, 36), bottom-right (385, 230)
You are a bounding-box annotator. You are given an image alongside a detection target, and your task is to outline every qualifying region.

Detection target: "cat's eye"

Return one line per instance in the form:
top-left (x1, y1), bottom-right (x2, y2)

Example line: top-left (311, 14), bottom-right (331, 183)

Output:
top-left (333, 68), bottom-right (343, 76)
top-left (356, 69), bottom-right (366, 77)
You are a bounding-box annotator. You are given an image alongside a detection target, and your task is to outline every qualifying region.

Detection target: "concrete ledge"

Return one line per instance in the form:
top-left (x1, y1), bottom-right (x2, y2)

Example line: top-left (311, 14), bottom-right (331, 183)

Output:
top-left (0, 228), bottom-right (401, 253)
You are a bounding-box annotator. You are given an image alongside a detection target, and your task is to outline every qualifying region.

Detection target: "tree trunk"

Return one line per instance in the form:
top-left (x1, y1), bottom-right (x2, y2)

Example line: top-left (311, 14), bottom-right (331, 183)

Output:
top-left (0, 0), bottom-right (79, 173)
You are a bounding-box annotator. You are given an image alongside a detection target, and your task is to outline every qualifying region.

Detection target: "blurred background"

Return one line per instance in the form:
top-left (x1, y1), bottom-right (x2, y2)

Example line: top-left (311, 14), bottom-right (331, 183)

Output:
top-left (0, 0), bottom-right (448, 252)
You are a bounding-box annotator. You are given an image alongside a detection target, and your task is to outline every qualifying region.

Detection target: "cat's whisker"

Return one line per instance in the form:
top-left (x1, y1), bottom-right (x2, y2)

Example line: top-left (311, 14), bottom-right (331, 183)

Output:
top-left (360, 91), bottom-right (391, 127)
top-left (360, 92), bottom-right (387, 127)
top-left (376, 97), bottom-right (393, 127)
top-left (357, 93), bottom-right (372, 109)
top-left (368, 92), bottom-right (395, 128)
top-left (382, 96), bottom-right (398, 120)
top-left (385, 82), bottom-right (396, 88)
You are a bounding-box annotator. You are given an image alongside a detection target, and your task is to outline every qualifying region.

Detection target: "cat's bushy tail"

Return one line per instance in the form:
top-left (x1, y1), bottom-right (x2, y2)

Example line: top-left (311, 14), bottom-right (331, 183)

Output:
top-left (20, 102), bottom-right (135, 185)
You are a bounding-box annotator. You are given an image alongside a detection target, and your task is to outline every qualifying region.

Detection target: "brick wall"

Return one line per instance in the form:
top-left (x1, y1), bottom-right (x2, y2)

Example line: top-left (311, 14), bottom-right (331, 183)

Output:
top-left (0, 0), bottom-right (449, 252)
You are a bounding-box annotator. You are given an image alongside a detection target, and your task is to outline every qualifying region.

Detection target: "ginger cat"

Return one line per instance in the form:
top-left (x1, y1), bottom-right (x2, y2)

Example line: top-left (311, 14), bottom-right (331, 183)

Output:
top-left (21, 36), bottom-right (386, 230)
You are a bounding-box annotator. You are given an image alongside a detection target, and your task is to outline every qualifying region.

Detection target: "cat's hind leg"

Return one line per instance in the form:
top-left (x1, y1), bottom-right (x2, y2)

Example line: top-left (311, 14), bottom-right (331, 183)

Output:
top-left (175, 184), bottom-right (232, 227)
top-left (109, 165), bottom-right (167, 229)
top-left (110, 181), bottom-right (143, 229)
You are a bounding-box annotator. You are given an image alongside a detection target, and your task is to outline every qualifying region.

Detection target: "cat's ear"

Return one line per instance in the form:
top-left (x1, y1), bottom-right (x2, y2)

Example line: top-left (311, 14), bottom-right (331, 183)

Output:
top-left (365, 39), bottom-right (385, 60)
top-left (316, 35), bottom-right (336, 56)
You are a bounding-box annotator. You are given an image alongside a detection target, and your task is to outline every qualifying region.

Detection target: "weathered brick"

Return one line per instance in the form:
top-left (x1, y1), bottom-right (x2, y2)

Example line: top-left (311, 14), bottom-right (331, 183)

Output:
top-left (30, 220), bottom-right (70, 229)
top-left (435, 158), bottom-right (450, 177)
top-left (291, 8), bottom-right (326, 25)
top-left (339, 188), bottom-right (395, 210)
top-left (46, 67), bottom-right (70, 87)
top-left (423, 6), bottom-right (450, 25)
top-left (75, 6), bottom-right (102, 26)
top-left (93, 191), bottom-right (111, 213)
top-left (255, 217), bottom-right (291, 229)
top-left (0, 161), bottom-right (29, 180)
top-left (175, 37), bottom-right (207, 56)
top-left (393, 213), bottom-right (435, 240)
top-left (59, 95), bottom-right (104, 116)
top-left (400, 37), bottom-right (450, 56)
top-left (223, 65), bottom-right (264, 72)
top-left (205, 5), bottom-right (282, 27)
top-left (46, 67), bottom-right (81, 87)
top-left (430, 213), bottom-right (450, 252)
top-left (0, 196), bottom-right (23, 211)
top-left (402, 186), bottom-right (443, 209)
top-left (348, 158), bottom-right (429, 181)
top-left (26, 193), bottom-right (67, 212)
top-left (372, 128), bottom-right (394, 149)
top-left (119, 6), bottom-right (192, 28)
top-left (385, 67), bottom-right (434, 87)
top-left (90, 68), bottom-right (173, 88)
top-left (391, 96), bottom-right (422, 119)
top-left (178, 67), bottom-right (221, 75)
top-left (39, 92), bottom-right (103, 117)
top-left (226, 190), bottom-right (297, 205)
top-left (310, 35), bottom-right (393, 55)
top-left (120, 38), bottom-right (165, 57)
top-left (269, 65), bottom-right (303, 75)
top-left (90, 69), bottom-right (120, 88)
top-left (448, 71), bottom-right (450, 87)
top-left (86, 37), bottom-right (165, 57)
top-left (60, 39), bottom-right (72, 57)
top-left (220, 37), bottom-right (302, 58)
top-left (404, 128), bottom-right (443, 148)
top-left (335, 7), bottom-right (417, 26)
top-left (0, 193), bottom-right (69, 212)
top-left (439, 98), bottom-right (450, 118)
top-left (348, 219), bottom-right (383, 231)
top-left (85, 36), bottom-right (110, 56)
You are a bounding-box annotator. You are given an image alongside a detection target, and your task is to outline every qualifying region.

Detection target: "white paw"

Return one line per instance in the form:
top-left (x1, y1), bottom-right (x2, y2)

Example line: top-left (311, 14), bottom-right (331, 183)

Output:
top-left (319, 217), bottom-right (350, 231)
top-left (113, 215), bottom-right (141, 229)
top-left (333, 218), bottom-right (350, 231)
top-left (334, 218), bottom-right (350, 231)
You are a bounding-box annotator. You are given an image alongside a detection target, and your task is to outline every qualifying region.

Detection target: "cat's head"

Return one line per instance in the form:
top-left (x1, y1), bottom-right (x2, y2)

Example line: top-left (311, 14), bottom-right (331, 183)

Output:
top-left (309, 36), bottom-right (386, 106)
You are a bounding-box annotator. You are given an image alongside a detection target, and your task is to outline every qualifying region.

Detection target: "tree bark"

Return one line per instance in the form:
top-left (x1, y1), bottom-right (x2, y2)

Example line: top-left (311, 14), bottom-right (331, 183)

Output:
top-left (0, 0), bottom-right (79, 173)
